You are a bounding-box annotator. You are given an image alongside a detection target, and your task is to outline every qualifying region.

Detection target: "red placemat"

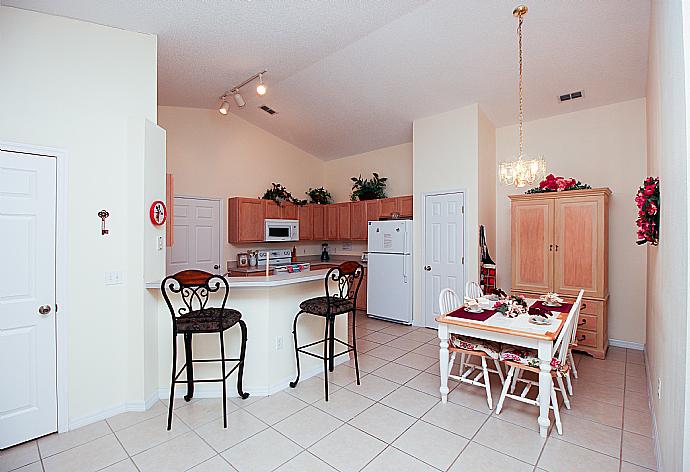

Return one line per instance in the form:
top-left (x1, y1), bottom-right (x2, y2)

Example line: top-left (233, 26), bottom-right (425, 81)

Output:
top-left (529, 300), bottom-right (573, 313)
top-left (446, 307), bottom-right (496, 322)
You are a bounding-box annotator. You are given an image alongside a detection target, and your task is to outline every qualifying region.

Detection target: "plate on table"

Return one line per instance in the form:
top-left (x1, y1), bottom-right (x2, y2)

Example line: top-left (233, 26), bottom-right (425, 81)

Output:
top-left (541, 301), bottom-right (562, 307)
top-left (529, 315), bottom-right (553, 325)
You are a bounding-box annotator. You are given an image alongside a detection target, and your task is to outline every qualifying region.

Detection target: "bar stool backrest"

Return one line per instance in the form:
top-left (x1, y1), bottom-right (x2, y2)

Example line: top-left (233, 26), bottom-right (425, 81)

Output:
top-left (325, 261), bottom-right (364, 311)
top-left (161, 270), bottom-right (229, 325)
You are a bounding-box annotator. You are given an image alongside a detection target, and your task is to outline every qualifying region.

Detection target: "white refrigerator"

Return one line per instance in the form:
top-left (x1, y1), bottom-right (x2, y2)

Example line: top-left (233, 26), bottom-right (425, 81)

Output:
top-left (366, 220), bottom-right (413, 324)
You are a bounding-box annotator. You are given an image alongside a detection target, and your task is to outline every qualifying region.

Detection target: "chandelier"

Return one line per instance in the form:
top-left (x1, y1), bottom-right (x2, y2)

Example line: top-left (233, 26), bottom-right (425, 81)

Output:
top-left (498, 5), bottom-right (546, 188)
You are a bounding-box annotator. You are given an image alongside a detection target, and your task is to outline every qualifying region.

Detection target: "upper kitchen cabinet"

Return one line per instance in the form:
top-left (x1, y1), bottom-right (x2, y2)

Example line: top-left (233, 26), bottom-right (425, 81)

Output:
top-left (281, 203), bottom-right (298, 220)
top-left (264, 200), bottom-right (282, 219)
top-left (350, 201), bottom-right (367, 240)
top-left (398, 195), bottom-right (413, 216)
top-left (326, 204), bottom-right (339, 240)
top-left (298, 205), bottom-right (312, 240)
top-left (337, 202), bottom-right (351, 240)
top-left (229, 197), bottom-right (265, 243)
top-left (365, 199), bottom-right (381, 223)
top-left (312, 204), bottom-right (326, 240)
top-left (378, 196), bottom-right (412, 219)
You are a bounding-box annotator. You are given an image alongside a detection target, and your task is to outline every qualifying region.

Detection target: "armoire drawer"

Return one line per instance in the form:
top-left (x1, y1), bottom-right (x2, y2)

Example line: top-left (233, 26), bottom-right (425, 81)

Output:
top-left (575, 329), bottom-right (598, 348)
top-left (576, 313), bottom-right (598, 331)
top-left (563, 297), bottom-right (604, 317)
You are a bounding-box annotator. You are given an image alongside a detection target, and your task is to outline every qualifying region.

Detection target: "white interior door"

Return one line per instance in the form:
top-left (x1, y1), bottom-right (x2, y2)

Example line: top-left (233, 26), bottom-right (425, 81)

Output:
top-left (423, 192), bottom-right (465, 328)
top-left (0, 150), bottom-right (57, 448)
top-left (167, 197), bottom-right (221, 274)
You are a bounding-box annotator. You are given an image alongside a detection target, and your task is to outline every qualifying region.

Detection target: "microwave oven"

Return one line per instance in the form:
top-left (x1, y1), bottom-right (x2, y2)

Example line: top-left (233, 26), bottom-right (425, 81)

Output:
top-left (264, 219), bottom-right (299, 242)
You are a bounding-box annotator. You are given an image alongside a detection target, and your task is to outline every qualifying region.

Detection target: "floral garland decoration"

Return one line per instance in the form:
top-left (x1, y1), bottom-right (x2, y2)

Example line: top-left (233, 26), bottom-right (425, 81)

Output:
top-left (525, 174), bottom-right (591, 194)
top-left (494, 295), bottom-right (528, 318)
top-left (635, 177), bottom-right (660, 245)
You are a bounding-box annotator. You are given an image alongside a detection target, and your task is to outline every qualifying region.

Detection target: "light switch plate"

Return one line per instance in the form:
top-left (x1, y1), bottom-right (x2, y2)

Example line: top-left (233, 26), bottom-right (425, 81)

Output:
top-left (104, 271), bottom-right (124, 285)
top-left (157, 236), bottom-right (164, 251)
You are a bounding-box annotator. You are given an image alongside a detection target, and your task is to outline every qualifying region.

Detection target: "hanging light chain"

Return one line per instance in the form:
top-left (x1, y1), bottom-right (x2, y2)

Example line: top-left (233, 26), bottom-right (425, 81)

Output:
top-left (517, 11), bottom-right (524, 161)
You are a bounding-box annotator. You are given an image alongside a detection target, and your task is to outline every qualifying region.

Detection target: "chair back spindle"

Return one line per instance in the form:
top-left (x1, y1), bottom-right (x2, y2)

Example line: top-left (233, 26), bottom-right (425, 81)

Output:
top-left (439, 287), bottom-right (461, 314)
top-left (465, 281), bottom-right (484, 299)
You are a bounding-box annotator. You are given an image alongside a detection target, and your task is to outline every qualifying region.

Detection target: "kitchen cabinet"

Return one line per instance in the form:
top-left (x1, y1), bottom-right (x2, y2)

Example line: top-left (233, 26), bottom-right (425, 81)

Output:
top-left (398, 195), bottom-right (413, 216)
top-left (509, 188), bottom-right (610, 359)
top-left (298, 205), bottom-right (312, 240)
top-left (326, 204), bottom-right (339, 240)
top-left (337, 203), bottom-right (351, 240)
top-left (229, 197), bottom-right (265, 243)
top-left (350, 201), bottom-right (367, 240)
top-left (365, 199), bottom-right (381, 224)
top-left (264, 201), bottom-right (282, 219)
top-left (281, 203), bottom-right (298, 220)
top-left (312, 205), bottom-right (326, 240)
top-left (379, 198), bottom-right (398, 218)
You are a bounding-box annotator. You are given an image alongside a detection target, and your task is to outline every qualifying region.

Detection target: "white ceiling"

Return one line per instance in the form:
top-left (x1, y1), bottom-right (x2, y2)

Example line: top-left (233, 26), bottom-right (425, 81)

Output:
top-left (6, 0), bottom-right (650, 160)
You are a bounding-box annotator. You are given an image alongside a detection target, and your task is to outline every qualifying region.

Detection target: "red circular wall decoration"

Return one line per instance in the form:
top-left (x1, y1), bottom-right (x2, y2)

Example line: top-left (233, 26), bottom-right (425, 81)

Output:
top-left (149, 200), bottom-right (167, 225)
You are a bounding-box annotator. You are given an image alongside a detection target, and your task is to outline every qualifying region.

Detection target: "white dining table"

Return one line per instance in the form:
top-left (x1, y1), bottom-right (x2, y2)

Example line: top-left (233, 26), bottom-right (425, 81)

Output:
top-left (436, 300), bottom-right (567, 438)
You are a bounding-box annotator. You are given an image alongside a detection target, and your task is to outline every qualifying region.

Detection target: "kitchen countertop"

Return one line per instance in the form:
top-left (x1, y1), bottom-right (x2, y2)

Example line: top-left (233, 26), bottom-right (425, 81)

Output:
top-left (146, 268), bottom-right (333, 289)
top-left (227, 254), bottom-right (367, 273)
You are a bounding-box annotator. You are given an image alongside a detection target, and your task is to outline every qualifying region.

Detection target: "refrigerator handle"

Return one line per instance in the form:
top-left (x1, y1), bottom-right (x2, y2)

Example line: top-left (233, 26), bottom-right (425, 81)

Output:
top-left (402, 229), bottom-right (408, 283)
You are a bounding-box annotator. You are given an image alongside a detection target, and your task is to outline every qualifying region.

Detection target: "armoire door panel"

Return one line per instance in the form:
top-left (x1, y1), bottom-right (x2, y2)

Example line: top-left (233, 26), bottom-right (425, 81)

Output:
top-left (511, 200), bottom-right (553, 293)
top-left (554, 197), bottom-right (603, 297)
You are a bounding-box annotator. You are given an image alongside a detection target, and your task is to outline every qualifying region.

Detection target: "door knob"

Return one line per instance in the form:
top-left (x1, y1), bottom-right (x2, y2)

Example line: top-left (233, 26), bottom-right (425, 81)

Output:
top-left (38, 305), bottom-right (52, 315)
top-left (424, 265), bottom-right (432, 271)
top-left (214, 264), bottom-right (220, 270)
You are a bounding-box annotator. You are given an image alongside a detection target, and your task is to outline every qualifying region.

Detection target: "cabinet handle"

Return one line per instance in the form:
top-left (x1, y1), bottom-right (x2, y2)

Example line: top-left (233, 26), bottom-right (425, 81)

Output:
top-left (578, 319), bottom-right (586, 326)
top-left (578, 334), bottom-right (586, 342)
top-left (549, 244), bottom-right (553, 251)
top-left (582, 302), bottom-right (587, 309)
top-left (555, 244), bottom-right (559, 251)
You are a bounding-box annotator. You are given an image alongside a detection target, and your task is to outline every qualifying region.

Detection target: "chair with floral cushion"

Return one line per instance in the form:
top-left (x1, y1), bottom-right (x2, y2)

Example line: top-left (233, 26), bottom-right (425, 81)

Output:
top-left (494, 290), bottom-right (584, 435)
top-left (439, 288), bottom-right (504, 410)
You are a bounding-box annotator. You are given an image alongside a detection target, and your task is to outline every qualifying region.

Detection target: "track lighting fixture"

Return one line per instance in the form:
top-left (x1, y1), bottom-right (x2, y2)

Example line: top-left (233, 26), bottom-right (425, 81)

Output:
top-left (217, 69), bottom-right (268, 115)
top-left (256, 73), bottom-right (267, 96)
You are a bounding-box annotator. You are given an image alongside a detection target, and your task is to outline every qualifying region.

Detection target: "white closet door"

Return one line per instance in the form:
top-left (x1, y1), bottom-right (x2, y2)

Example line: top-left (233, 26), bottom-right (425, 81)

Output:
top-left (0, 149), bottom-right (57, 448)
top-left (166, 197), bottom-right (221, 274)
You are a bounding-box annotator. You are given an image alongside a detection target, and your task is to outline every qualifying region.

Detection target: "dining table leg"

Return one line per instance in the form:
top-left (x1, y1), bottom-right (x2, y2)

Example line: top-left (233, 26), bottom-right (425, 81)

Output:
top-left (537, 340), bottom-right (553, 438)
top-left (438, 323), bottom-right (450, 403)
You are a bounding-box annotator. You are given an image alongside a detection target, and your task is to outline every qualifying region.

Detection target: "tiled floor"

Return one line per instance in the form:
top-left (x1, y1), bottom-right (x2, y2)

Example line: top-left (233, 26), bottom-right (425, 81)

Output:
top-left (2, 313), bottom-right (657, 472)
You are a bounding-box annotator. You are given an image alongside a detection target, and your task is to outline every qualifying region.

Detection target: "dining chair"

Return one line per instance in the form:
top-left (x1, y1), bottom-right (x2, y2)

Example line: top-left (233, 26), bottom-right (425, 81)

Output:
top-left (565, 299), bottom-right (584, 395)
top-left (438, 288), bottom-right (504, 409)
top-left (465, 281), bottom-right (484, 299)
top-left (495, 290), bottom-right (584, 435)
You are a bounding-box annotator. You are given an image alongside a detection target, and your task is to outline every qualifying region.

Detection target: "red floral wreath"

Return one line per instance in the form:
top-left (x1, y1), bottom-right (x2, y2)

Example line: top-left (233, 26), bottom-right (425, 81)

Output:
top-left (635, 177), bottom-right (659, 245)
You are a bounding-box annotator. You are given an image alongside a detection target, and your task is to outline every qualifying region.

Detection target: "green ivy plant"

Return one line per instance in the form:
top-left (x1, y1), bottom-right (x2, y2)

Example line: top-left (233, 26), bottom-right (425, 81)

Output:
top-left (260, 183), bottom-right (307, 206)
top-left (350, 173), bottom-right (388, 201)
top-left (306, 187), bottom-right (333, 205)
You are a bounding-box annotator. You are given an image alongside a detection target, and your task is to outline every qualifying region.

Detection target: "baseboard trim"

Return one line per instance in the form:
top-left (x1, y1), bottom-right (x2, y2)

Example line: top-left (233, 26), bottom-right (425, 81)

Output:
top-left (68, 390), bottom-right (161, 430)
top-left (608, 338), bottom-right (645, 350)
top-left (644, 349), bottom-right (663, 472)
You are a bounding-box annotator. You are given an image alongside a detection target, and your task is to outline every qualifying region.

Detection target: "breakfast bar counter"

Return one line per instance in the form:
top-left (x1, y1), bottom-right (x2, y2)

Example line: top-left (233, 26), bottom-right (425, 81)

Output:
top-left (151, 269), bottom-right (349, 399)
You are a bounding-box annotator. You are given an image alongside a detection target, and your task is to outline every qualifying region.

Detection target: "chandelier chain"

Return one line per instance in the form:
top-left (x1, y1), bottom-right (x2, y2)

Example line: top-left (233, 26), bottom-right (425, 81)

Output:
top-left (518, 13), bottom-right (524, 160)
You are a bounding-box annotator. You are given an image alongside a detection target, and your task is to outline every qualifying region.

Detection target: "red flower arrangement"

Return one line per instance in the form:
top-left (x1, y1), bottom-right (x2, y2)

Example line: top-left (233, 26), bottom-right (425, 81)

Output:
top-left (635, 177), bottom-right (660, 245)
top-left (525, 174), bottom-right (591, 194)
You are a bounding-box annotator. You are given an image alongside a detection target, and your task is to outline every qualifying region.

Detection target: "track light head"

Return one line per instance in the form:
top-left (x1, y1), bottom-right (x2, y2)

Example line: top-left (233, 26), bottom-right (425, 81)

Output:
top-left (256, 73), bottom-right (267, 96)
top-left (218, 99), bottom-right (230, 115)
top-left (233, 91), bottom-right (246, 108)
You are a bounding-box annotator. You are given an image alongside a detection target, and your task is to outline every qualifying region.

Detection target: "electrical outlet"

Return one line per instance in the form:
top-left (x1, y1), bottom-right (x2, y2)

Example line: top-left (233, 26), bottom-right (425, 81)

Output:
top-left (276, 336), bottom-right (284, 350)
top-left (657, 377), bottom-right (662, 400)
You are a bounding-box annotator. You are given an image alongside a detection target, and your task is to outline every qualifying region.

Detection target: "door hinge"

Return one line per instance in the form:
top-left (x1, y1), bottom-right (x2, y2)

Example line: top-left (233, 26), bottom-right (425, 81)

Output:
top-left (55, 303), bottom-right (58, 313)
top-left (462, 257), bottom-right (464, 265)
top-left (461, 206), bottom-right (464, 214)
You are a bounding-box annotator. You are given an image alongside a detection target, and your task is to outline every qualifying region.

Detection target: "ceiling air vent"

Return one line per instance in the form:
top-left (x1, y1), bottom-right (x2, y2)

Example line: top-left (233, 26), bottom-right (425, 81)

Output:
top-left (559, 90), bottom-right (585, 102)
top-left (259, 105), bottom-right (278, 115)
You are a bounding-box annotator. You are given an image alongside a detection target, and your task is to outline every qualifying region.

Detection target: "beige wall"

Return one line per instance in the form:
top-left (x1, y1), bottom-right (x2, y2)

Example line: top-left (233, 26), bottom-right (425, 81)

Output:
top-left (0, 7), bottom-right (160, 424)
top-left (413, 104), bottom-right (483, 326)
top-left (495, 99), bottom-right (648, 345)
top-left (159, 106), bottom-right (327, 260)
top-left (323, 143), bottom-right (413, 202)
top-left (478, 108), bottom-right (497, 254)
top-left (646, 0), bottom-right (689, 470)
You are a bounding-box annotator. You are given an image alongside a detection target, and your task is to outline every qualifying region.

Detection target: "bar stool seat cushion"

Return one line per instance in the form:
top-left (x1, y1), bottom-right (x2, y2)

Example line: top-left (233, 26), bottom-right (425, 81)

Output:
top-left (300, 296), bottom-right (354, 316)
top-left (176, 308), bottom-right (242, 333)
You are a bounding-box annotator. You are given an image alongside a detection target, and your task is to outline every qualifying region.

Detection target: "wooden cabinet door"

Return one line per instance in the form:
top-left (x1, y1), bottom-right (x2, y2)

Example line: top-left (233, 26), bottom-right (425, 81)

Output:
top-left (312, 205), bottom-right (325, 240)
top-left (264, 201), bottom-right (281, 219)
top-left (350, 201), bottom-right (367, 240)
top-left (298, 205), bottom-right (312, 240)
top-left (398, 195), bottom-right (413, 216)
top-left (365, 199), bottom-right (381, 224)
top-left (338, 203), bottom-right (351, 240)
top-left (379, 198), bottom-right (398, 218)
top-left (281, 203), bottom-right (298, 220)
top-left (554, 196), bottom-right (605, 297)
top-left (326, 204), bottom-right (339, 240)
top-left (511, 199), bottom-right (554, 293)
top-left (229, 198), bottom-right (265, 243)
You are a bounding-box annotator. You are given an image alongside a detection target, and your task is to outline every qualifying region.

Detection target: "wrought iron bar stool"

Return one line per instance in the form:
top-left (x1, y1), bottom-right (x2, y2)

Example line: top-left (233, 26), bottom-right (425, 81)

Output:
top-left (289, 261), bottom-right (364, 400)
top-left (161, 270), bottom-right (249, 430)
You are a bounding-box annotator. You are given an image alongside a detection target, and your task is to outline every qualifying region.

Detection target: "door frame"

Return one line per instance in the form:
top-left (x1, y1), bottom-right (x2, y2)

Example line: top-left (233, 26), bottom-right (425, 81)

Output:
top-left (421, 189), bottom-right (467, 328)
top-left (166, 195), bottom-right (225, 275)
top-left (0, 140), bottom-right (70, 434)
